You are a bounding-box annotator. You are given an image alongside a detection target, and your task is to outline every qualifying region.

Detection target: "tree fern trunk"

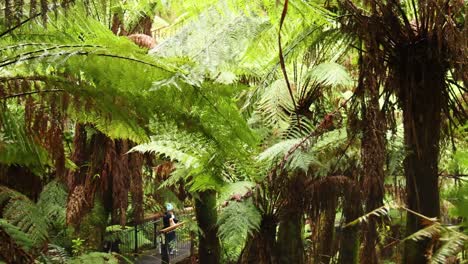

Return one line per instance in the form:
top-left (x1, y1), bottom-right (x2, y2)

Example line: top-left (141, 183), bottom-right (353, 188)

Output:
top-left (317, 196), bottom-right (337, 264)
top-left (360, 44), bottom-right (386, 264)
top-left (195, 190), bottom-right (220, 264)
top-left (339, 183), bottom-right (360, 264)
top-left (276, 208), bottom-right (304, 264)
top-left (239, 214), bottom-right (278, 264)
top-left (399, 41), bottom-right (444, 264)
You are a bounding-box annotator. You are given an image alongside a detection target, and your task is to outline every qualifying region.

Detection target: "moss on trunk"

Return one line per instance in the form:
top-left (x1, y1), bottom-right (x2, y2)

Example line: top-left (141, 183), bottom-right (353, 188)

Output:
top-left (195, 190), bottom-right (220, 264)
top-left (277, 208), bottom-right (304, 264)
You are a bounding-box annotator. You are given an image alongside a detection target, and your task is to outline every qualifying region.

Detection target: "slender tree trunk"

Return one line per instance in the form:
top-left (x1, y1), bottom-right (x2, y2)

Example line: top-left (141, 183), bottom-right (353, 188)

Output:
top-left (239, 215), bottom-right (278, 264)
top-left (195, 190), bottom-right (220, 264)
top-left (339, 183), bottom-right (360, 264)
top-left (399, 43), bottom-right (444, 264)
top-left (277, 208), bottom-right (304, 264)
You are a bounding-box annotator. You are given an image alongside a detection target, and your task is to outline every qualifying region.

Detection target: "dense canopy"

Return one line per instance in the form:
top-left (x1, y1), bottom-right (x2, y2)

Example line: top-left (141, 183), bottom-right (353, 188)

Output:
top-left (0, 0), bottom-right (466, 264)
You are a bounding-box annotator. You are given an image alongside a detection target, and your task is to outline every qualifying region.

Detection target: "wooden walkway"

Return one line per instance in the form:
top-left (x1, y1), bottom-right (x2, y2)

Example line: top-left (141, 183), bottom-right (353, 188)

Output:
top-left (135, 243), bottom-right (191, 264)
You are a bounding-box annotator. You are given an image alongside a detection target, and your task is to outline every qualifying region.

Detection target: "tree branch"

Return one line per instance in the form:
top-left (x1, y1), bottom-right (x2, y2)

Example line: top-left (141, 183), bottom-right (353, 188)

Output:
top-left (1, 89), bottom-right (66, 100)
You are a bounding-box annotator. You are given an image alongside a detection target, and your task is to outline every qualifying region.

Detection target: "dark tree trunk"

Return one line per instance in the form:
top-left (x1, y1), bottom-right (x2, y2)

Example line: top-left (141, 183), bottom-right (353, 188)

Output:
top-left (339, 184), bottom-right (360, 264)
top-left (277, 208), bottom-right (304, 264)
top-left (317, 196), bottom-right (337, 264)
top-left (0, 165), bottom-right (43, 201)
top-left (195, 190), bottom-right (220, 264)
top-left (276, 174), bottom-right (305, 264)
top-left (399, 42), bottom-right (444, 264)
top-left (360, 44), bottom-right (386, 264)
top-left (129, 150), bottom-right (144, 224)
top-left (239, 215), bottom-right (278, 264)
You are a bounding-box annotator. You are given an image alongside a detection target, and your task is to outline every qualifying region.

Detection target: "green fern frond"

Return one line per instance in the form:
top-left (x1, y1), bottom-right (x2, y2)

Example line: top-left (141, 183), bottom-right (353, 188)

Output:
top-left (37, 181), bottom-right (68, 229)
top-left (344, 204), bottom-right (396, 227)
top-left (403, 223), bottom-right (443, 242)
top-left (0, 186), bottom-right (48, 248)
top-left (431, 229), bottom-right (468, 264)
top-left (218, 181), bottom-right (255, 206)
top-left (0, 219), bottom-right (35, 251)
top-left (68, 252), bottom-right (119, 264)
top-left (218, 199), bottom-right (261, 247)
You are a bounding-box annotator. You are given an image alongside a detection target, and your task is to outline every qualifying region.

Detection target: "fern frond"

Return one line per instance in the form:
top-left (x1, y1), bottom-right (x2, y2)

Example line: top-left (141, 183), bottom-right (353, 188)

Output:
top-left (37, 180), bottom-right (68, 229)
top-left (431, 229), bottom-right (468, 264)
top-left (218, 199), bottom-right (261, 246)
top-left (344, 204), bottom-right (396, 227)
top-left (0, 186), bottom-right (48, 247)
top-left (68, 252), bottom-right (119, 264)
top-left (403, 223), bottom-right (443, 242)
top-left (218, 181), bottom-right (255, 206)
top-left (0, 219), bottom-right (34, 251)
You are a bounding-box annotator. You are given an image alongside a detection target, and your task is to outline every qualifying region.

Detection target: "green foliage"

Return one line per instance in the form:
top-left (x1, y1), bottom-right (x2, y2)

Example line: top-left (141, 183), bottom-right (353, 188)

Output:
top-left (258, 128), bottom-right (349, 175)
top-left (218, 181), bottom-right (255, 205)
top-left (347, 203), bottom-right (468, 263)
top-left (77, 198), bottom-right (108, 250)
top-left (37, 181), bottom-right (68, 229)
top-left (71, 238), bottom-right (86, 256)
top-left (0, 105), bottom-right (51, 175)
top-left (217, 199), bottom-right (261, 261)
top-left (0, 4), bottom-right (177, 143)
top-left (105, 225), bottom-right (152, 253)
top-left (0, 181), bottom-right (70, 254)
top-left (0, 219), bottom-right (35, 251)
top-left (0, 186), bottom-right (49, 248)
top-left (68, 252), bottom-right (119, 264)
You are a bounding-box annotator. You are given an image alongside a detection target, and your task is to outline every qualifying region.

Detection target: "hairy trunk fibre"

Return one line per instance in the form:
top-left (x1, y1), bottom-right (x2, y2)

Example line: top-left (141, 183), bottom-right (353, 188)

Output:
top-left (239, 215), bottom-right (278, 264)
top-left (399, 41), bottom-right (444, 264)
top-left (316, 196), bottom-right (337, 264)
top-left (276, 174), bottom-right (305, 264)
top-left (339, 183), bottom-right (361, 264)
top-left (129, 150), bottom-right (144, 223)
top-left (360, 41), bottom-right (386, 264)
top-left (277, 208), bottom-right (304, 264)
top-left (195, 190), bottom-right (220, 264)
top-left (0, 165), bottom-right (43, 201)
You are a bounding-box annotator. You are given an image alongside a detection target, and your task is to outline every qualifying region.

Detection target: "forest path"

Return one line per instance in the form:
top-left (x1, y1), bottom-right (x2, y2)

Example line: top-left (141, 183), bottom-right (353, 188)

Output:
top-left (135, 243), bottom-right (191, 264)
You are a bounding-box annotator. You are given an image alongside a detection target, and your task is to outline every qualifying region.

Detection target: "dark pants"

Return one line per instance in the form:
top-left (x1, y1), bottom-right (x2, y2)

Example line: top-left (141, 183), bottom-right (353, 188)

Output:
top-left (165, 231), bottom-right (176, 253)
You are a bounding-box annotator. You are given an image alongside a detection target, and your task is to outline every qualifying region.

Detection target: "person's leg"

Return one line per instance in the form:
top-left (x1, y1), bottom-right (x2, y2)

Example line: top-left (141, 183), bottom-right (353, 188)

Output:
top-left (168, 232), bottom-right (176, 254)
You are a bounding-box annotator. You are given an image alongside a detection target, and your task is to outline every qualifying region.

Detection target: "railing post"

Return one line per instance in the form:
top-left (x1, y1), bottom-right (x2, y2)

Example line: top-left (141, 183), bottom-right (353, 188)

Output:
top-left (134, 223), bottom-right (138, 254)
top-left (153, 221), bottom-right (158, 247)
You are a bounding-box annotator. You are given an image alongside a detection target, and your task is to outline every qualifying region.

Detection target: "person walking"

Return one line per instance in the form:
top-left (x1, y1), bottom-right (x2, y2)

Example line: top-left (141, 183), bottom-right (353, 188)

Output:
top-left (163, 203), bottom-right (178, 255)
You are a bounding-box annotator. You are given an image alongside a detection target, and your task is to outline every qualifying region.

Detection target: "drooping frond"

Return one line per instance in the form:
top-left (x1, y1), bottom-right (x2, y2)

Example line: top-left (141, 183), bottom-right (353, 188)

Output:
top-left (36, 180), bottom-right (67, 229)
top-left (218, 199), bottom-right (261, 249)
top-left (0, 219), bottom-right (34, 263)
top-left (0, 219), bottom-right (35, 251)
top-left (258, 128), bottom-right (348, 174)
top-left (0, 105), bottom-right (51, 175)
top-left (0, 186), bottom-right (48, 248)
top-left (431, 228), bottom-right (468, 264)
